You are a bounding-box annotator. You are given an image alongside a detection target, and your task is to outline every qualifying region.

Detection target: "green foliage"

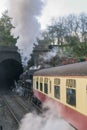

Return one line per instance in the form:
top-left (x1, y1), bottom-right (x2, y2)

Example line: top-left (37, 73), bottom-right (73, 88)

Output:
top-left (73, 42), bottom-right (87, 57)
top-left (0, 10), bottom-right (18, 46)
top-left (27, 13), bottom-right (87, 68)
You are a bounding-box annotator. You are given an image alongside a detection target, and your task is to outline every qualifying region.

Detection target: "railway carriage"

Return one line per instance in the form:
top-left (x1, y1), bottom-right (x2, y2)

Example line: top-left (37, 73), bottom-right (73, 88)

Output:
top-left (33, 61), bottom-right (87, 130)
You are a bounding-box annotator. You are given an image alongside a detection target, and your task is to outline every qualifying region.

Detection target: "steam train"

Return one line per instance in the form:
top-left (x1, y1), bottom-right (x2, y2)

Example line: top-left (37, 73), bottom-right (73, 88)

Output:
top-left (33, 61), bottom-right (87, 130)
top-left (16, 69), bottom-right (35, 98)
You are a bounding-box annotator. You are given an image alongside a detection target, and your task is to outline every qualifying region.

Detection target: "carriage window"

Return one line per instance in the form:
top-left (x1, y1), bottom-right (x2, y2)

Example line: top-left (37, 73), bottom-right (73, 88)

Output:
top-left (36, 81), bottom-right (38, 89)
top-left (66, 88), bottom-right (76, 106)
top-left (54, 86), bottom-right (60, 99)
top-left (54, 78), bottom-right (60, 85)
top-left (44, 83), bottom-right (48, 94)
top-left (40, 83), bottom-right (43, 91)
top-left (66, 79), bottom-right (76, 88)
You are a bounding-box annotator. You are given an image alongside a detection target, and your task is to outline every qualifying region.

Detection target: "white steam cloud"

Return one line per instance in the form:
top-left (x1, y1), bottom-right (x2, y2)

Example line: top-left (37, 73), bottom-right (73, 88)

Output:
top-left (8, 0), bottom-right (43, 65)
top-left (40, 47), bottom-right (65, 62)
top-left (42, 47), bottom-right (58, 61)
top-left (18, 101), bottom-right (75, 130)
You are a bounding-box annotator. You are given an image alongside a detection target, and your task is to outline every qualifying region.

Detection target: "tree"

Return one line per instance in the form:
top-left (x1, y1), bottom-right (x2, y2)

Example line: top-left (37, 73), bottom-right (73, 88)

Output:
top-left (72, 42), bottom-right (87, 57)
top-left (0, 10), bottom-right (18, 46)
top-left (79, 13), bottom-right (87, 42)
top-left (27, 13), bottom-right (87, 69)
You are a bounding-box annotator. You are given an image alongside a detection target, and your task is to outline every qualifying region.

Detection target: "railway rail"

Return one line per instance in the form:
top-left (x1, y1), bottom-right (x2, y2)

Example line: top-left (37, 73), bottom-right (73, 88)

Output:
top-left (3, 97), bottom-right (20, 125)
top-left (13, 95), bottom-right (31, 112)
top-left (1, 95), bottom-right (32, 127)
top-left (20, 96), bottom-right (44, 113)
top-left (0, 93), bottom-right (45, 130)
top-left (31, 100), bottom-right (43, 113)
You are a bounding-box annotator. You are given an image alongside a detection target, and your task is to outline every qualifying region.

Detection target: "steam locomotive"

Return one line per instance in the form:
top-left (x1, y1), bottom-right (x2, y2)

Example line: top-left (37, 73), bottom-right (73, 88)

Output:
top-left (15, 69), bottom-right (41, 103)
top-left (17, 69), bottom-right (41, 105)
top-left (33, 61), bottom-right (87, 130)
top-left (15, 69), bottom-right (34, 97)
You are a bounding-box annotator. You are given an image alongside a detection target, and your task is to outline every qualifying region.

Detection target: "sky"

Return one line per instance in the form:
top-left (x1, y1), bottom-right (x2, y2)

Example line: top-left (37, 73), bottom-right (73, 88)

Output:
top-left (39, 0), bottom-right (87, 29)
top-left (0, 0), bottom-right (87, 30)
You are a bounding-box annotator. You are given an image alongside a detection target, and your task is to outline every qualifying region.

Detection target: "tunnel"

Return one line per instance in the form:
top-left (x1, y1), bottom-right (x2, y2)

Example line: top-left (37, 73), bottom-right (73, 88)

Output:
top-left (0, 59), bottom-right (23, 91)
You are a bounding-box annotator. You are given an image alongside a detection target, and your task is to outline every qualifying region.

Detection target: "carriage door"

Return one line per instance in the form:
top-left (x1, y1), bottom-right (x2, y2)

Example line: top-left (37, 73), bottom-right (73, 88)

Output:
top-left (86, 85), bottom-right (87, 114)
top-left (49, 79), bottom-right (52, 97)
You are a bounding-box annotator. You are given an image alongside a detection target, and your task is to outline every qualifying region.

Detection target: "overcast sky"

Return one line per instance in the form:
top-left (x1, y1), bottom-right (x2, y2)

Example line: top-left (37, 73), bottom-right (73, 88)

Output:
top-left (0, 0), bottom-right (87, 30)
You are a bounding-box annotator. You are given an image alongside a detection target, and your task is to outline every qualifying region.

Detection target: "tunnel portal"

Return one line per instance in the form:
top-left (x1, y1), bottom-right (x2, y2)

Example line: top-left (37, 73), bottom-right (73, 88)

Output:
top-left (0, 59), bottom-right (23, 90)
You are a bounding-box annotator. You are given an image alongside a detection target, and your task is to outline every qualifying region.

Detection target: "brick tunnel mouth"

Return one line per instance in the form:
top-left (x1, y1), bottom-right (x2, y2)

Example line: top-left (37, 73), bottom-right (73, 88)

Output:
top-left (0, 59), bottom-right (23, 92)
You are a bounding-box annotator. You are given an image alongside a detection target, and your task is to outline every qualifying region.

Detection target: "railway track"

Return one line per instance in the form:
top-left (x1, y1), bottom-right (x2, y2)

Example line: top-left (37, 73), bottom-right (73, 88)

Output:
top-left (2, 95), bottom-right (32, 127)
top-left (0, 94), bottom-right (44, 130)
top-left (31, 100), bottom-right (43, 113)
top-left (13, 95), bottom-right (32, 112)
top-left (3, 98), bottom-right (20, 125)
top-left (20, 96), bottom-right (43, 113)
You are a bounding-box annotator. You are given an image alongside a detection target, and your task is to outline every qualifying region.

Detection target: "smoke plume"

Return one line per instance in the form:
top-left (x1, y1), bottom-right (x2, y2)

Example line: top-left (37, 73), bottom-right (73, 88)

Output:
top-left (40, 47), bottom-right (66, 62)
top-left (18, 101), bottom-right (75, 130)
top-left (8, 0), bottom-right (43, 65)
top-left (41, 47), bottom-right (58, 61)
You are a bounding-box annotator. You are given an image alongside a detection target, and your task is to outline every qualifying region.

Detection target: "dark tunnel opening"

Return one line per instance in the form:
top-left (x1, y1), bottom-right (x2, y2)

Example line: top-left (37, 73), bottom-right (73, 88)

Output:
top-left (0, 59), bottom-right (23, 91)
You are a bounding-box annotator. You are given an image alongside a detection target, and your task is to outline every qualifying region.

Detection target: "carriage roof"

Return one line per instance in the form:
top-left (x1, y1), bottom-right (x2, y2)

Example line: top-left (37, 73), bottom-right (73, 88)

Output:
top-left (34, 61), bottom-right (87, 76)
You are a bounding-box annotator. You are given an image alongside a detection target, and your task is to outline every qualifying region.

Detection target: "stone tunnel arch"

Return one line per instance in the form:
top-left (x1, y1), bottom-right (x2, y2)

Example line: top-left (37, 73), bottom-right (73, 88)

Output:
top-left (0, 58), bottom-right (23, 90)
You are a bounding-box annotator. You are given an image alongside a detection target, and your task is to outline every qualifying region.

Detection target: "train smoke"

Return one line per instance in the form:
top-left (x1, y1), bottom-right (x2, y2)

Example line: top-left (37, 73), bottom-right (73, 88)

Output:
top-left (41, 47), bottom-right (58, 61)
top-left (38, 47), bottom-right (67, 68)
top-left (40, 47), bottom-right (66, 62)
top-left (18, 101), bottom-right (75, 130)
top-left (8, 0), bottom-right (43, 65)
